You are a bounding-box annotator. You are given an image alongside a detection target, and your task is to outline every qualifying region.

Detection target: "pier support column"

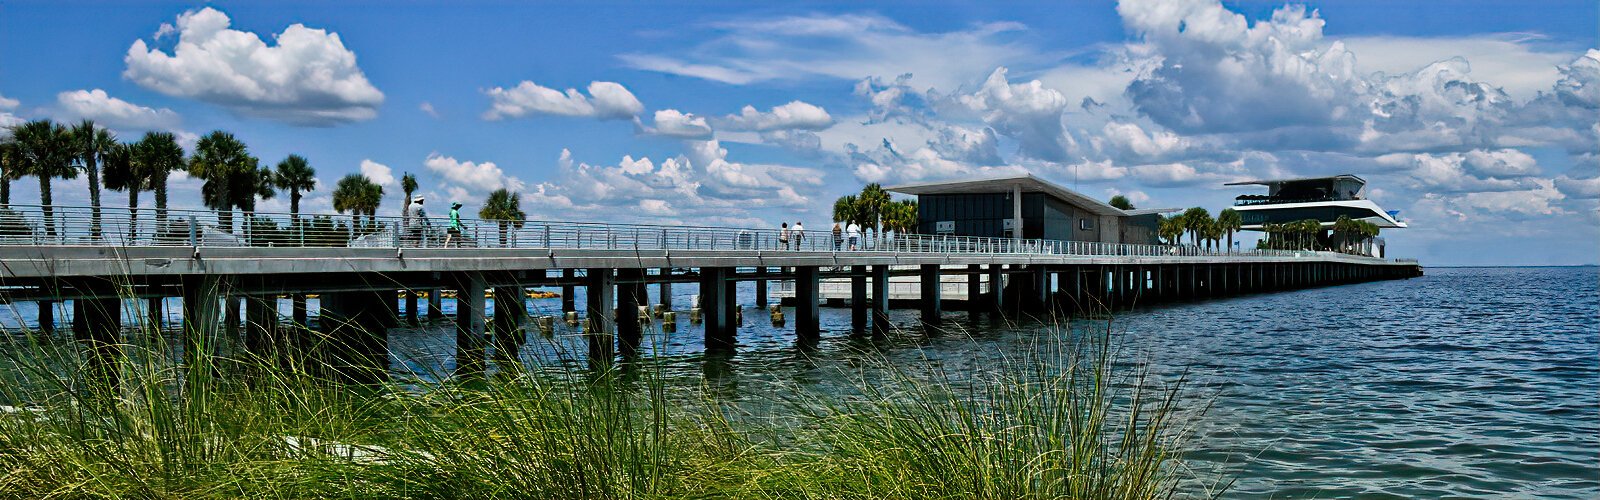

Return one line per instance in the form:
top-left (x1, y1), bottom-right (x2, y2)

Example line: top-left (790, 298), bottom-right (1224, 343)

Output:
top-left (291, 294), bottom-right (308, 328)
top-left (700, 267), bottom-right (733, 350)
top-left (585, 269), bottom-right (615, 366)
top-left (182, 275), bottom-right (225, 371)
top-left (1028, 266), bottom-right (1049, 313)
top-left (795, 266), bottom-right (820, 343)
top-left (453, 273), bottom-right (487, 379)
top-left (148, 297), bottom-right (165, 331)
top-left (319, 289), bottom-right (392, 384)
top-left (404, 290), bottom-right (419, 326)
top-left (615, 269), bottom-right (643, 359)
top-left (870, 265), bottom-right (891, 337)
top-left (244, 295), bottom-right (276, 360)
top-left (659, 268), bottom-right (673, 309)
top-left (851, 266), bottom-right (868, 333)
top-left (1072, 266), bottom-right (1084, 311)
top-left (755, 266), bottom-right (769, 309)
top-left (920, 264), bottom-right (942, 326)
top-left (967, 264), bottom-right (982, 311)
top-left (73, 296), bottom-right (123, 391)
top-left (428, 289), bottom-right (444, 321)
top-left (492, 285), bottom-right (526, 368)
top-left (562, 268), bottom-right (577, 314)
top-left (988, 265), bottom-right (1005, 313)
top-left (37, 300), bottom-right (55, 335)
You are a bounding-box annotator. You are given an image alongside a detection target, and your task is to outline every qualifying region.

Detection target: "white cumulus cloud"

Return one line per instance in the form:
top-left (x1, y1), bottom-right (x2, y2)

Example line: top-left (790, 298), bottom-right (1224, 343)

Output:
top-left (359, 159), bottom-right (395, 187)
top-left (641, 109), bottom-right (713, 139)
top-left (56, 89), bottom-right (181, 130)
top-left (423, 153), bottom-right (525, 196)
top-left (482, 80), bottom-right (643, 120)
top-left (123, 7), bottom-right (383, 126)
top-left (719, 101), bottom-right (834, 131)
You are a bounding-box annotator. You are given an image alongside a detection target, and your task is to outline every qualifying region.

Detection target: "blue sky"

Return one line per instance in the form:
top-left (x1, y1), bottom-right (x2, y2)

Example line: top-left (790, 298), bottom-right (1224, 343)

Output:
top-left (1, 0), bottom-right (1596, 265)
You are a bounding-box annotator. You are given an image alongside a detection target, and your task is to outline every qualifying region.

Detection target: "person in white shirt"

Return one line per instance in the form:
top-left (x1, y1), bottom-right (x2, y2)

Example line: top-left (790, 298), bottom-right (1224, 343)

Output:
top-left (406, 196), bottom-right (428, 243)
top-left (846, 222), bottom-right (861, 250)
top-left (792, 221), bottom-right (805, 249)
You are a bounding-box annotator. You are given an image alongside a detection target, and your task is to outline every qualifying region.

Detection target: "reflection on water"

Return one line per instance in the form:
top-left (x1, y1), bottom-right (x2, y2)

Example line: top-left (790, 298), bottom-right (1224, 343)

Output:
top-left (2, 267), bottom-right (1596, 498)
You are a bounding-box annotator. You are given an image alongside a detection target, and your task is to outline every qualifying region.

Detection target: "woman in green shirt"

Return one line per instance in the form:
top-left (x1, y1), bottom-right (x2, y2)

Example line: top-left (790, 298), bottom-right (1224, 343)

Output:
top-left (446, 202), bottom-right (463, 247)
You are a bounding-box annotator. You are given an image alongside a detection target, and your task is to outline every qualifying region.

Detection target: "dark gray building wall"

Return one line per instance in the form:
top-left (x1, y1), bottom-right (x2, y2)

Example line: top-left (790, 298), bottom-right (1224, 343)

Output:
top-left (916, 193), bottom-right (1108, 242)
top-left (1120, 213), bottom-right (1161, 245)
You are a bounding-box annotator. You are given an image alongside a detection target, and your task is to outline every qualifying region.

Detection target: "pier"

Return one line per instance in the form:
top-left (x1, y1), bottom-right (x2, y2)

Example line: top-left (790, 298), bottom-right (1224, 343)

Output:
top-left (0, 204), bottom-right (1421, 383)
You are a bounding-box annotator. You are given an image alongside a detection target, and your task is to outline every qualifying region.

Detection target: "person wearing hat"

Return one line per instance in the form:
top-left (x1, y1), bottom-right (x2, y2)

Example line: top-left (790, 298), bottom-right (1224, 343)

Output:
top-left (406, 196), bottom-right (428, 244)
top-left (445, 201), bottom-right (463, 247)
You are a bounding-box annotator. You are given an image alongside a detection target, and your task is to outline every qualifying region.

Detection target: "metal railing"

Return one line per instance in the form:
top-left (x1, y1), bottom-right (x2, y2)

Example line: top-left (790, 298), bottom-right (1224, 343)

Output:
top-left (0, 204), bottom-right (1394, 261)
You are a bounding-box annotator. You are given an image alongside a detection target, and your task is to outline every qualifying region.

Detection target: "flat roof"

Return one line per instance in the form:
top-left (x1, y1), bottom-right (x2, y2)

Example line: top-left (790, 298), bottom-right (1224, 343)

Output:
top-left (886, 174), bottom-right (1127, 216)
top-left (1122, 208), bottom-right (1181, 216)
top-left (1224, 174), bottom-right (1366, 187)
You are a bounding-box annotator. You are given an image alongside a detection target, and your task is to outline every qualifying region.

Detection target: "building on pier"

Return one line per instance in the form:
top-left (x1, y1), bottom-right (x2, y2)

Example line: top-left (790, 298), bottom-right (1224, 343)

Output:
top-left (1225, 175), bottom-right (1408, 230)
top-left (886, 174), bottom-right (1175, 245)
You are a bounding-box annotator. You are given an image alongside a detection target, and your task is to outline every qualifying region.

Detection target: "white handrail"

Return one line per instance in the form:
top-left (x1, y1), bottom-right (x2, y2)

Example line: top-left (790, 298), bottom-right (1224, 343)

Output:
top-left (0, 204), bottom-right (1400, 261)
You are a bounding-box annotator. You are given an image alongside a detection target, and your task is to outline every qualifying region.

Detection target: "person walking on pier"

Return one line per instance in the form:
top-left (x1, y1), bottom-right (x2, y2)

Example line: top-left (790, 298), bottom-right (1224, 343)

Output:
top-left (832, 222), bottom-right (843, 251)
top-left (846, 221), bottom-right (861, 250)
top-left (793, 221), bottom-right (805, 249)
top-left (445, 201), bottom-right (463, 247)
top-left (406, 196), bottom-right (428, 244)
top-left (779, 222), bottom-right (790, 250)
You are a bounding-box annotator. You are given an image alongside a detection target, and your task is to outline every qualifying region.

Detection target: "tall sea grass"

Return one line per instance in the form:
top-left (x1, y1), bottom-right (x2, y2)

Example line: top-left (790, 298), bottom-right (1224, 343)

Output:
top-left (0, 299), bottom-right (1215, 499)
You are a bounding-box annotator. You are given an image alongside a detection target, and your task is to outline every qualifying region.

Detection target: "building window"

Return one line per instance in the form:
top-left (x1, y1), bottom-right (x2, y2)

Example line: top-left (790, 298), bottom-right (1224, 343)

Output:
top-left (1079, 218), bottom-right (1094, 230)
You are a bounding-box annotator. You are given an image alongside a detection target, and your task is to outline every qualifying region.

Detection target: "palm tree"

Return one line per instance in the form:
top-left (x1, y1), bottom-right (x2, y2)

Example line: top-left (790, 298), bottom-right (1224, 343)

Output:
top-left (881, 199), bottom-right (918, 234)
top-left (479, 188), bottom-right (525, 246)
top-left (832, 194), bottom-right (860, 226)
top-left (101, 141), bottom-right (141, 241)
top-left (332, 174), bottom-right (382, 230)
top-left (1205, 218), bottom-right (1226, 252)
top-left (1109, 194), bottom-right (1134, 210)
top-left (0, 139), bottom-right (17, 207)
top-left (857, 183), bottom-right (891, 233)
top-left (189, 131), bottom-right (258, 233)
top-left (273, 154), bottom-right (316, 221)
top-left (73, 120), bottom-right (117, 239)
top-left (124, 132), bottom-right (186, 231)
top-left (1181, 207), bottom-right (1210, 249)
top-left (1158, 215), bottom-right (1184, 245)
top-left (11, 119), bottom-right (77, 238)
top-left (401, 172), bottom-right (417, 217)
top-left (1217, 208), bottom-right (1242, 253)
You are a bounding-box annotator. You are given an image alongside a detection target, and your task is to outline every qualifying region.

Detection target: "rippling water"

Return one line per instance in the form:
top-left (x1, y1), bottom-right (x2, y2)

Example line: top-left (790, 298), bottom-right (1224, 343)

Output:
top-left (3, 266), bottom-right (1596, 497)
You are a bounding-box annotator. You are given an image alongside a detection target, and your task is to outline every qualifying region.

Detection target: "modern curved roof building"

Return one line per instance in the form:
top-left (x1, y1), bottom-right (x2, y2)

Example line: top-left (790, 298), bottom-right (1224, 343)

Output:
top-left (1225, 175), bottom-right (1408, 230)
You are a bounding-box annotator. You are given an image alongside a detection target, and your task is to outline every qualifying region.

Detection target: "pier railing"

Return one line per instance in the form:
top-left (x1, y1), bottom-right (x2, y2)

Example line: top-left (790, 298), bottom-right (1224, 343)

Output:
top-left (0, 204), bottom-right (1386, 260)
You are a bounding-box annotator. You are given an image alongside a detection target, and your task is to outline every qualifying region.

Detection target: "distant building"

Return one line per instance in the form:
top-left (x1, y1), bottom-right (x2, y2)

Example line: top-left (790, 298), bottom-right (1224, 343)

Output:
top-left (886, 174), bottom-right (1174, 245)
top-left (1225, 175), bottom-right (1408, 229)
